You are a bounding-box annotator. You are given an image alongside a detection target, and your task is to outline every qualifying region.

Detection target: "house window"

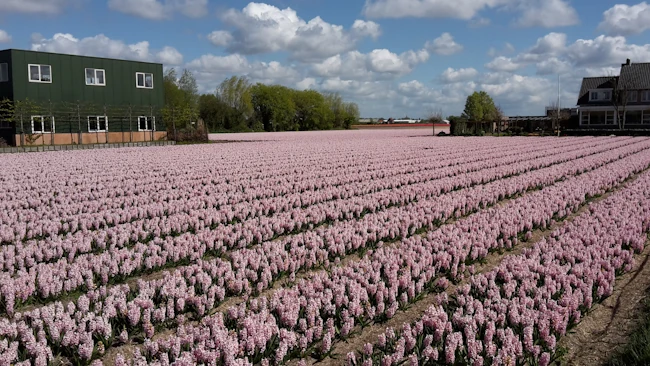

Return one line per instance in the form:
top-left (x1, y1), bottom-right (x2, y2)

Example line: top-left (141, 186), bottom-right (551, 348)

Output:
top-left (28, 64), bottom-right (51, 83)
top-left (136, 72), bottom-right (153, 89)
top-left (31, 115), bottom-right (54, 133)
top-left (85, 68), bottom-right (105, 86)
top-left (583, 111), bottom-right (615, 125)
top-left (643, 110), bottom-right (650, 125)
top-left (626, 110), bottom-right (643, 124)
top-left (627, 91), bottom-right (638, 103)
top-left (138, 116), bottom-right (155, 131)
top-left (0, 63), bottom-right (8, 82)
top-left (88, 116), bottom-right (108, 132)
top-left (589, 90), bottom-right (612, 102)
top-left (642, 91), bottom-right (650, 102)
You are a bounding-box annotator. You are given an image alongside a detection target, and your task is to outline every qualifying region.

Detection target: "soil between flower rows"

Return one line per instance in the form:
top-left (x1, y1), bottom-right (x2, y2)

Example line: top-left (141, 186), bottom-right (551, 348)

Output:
top-left (556, 239), bottom-right (650, 366)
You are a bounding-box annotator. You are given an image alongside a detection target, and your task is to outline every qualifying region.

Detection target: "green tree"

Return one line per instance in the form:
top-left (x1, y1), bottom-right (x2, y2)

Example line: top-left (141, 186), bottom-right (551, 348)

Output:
top-left (292, 89), bottom-right (332, 130)
top-left (178, 69), bottom-right (199, 107)
top-left (341, 102), bottom-right (360, 129)
top-left (199, 94), bottom-right (250, 132)
top-left (323, 92), bottom-right (345, 128)
top-left (250, 84), bottom-right (296, 132)
top-left (217, 76), bottom-right (253, 120)
top-left (463, 91), bottom-right (497, 122)
top-left (448, 115), bottom-right (469, 135)
top-left (162, 68), bottom-right (199, 136)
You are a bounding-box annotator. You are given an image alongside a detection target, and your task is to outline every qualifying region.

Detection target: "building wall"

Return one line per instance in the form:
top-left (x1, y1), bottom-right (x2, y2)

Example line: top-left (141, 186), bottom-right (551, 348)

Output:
top-left (14, 131), bottom-right (167, 146)
top-left (0, 49), bottom-right (12, 101)
top-left (8, 49), bottom-right (165, 135)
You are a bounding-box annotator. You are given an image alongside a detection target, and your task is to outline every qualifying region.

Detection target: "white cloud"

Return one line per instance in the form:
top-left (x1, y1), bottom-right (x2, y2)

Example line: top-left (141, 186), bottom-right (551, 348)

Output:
top-left (215, 2), bottom-right (380, 62)
top-left (156, 46), bottom-right (184, 65)
top-left (425, 33), bottom-right (463, 55)
top-left (206, 31), bottom-right (233, 47)
top-left (351, 20), bottom-right (382, 40)
top-left (528, 32), bottom-right (566, 55)
top-left (566, 35), bottom-right (650, 67)
top-left (0, 30), bottom-right (11, 43)
top-left (30, 33), bottom-right (184, 65)
top-left (362, 0), bottom-right (578, 29)
top-left (513, 0), bottom-right (579, 28)
top-left (296, 77), bottom-right (317, 90)
top-left (362, 0), bottom-right (509, 20)
top-left (599, 2), bottom-right (650, 36)
top-left (186, 54), bottom-right (250, 74)
top-left (0, 0), bottom-right (71, 14)
top-left (481, 73), bottom-right (554, 106)
top-left (485, 56), bottom-right (524, 72)
top-left (440, 67), bottom-right (479, 83)
top-left (487, 42), bottom-right (515, 57)
top-left (311, 47), bottom-right (429, 81)
top-left (534, 57), bottom-right (572, 76)
top-left (320, 78), bottom-right (398, 101)
top-left (107, 0), bottom-right (208, 20)
top-left (186, 53), bottom-right (302, 93)
top-left (247, 61), bottom-right (301, 85)
top-left (469, 17), bottom-right (491, 28)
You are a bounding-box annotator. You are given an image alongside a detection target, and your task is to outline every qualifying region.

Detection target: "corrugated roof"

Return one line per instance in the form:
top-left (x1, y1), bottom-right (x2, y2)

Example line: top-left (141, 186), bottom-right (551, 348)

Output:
top-left (618, 63), bottom-right (650, 90)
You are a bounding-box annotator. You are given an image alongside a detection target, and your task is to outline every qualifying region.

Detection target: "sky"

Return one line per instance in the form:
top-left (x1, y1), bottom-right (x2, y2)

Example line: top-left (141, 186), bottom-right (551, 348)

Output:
top-left (0, 0), bottom-right (649, 118)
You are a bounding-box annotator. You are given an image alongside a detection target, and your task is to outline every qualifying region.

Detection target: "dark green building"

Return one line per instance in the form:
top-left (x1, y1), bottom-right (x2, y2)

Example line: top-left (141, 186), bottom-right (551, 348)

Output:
top-left (0, 49), bottom-right (166, 146)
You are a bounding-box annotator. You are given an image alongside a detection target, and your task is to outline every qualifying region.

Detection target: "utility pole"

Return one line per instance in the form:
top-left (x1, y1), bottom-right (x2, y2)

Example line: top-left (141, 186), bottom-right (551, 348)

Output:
top-left (557, 74), bottom-right (561, 137)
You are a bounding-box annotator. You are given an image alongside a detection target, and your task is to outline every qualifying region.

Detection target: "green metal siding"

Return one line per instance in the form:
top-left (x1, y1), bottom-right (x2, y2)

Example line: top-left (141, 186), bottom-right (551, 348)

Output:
top-left (8, 49), bottom-right (165, 134)
top-left (0, 50), bottom-right (12, 101)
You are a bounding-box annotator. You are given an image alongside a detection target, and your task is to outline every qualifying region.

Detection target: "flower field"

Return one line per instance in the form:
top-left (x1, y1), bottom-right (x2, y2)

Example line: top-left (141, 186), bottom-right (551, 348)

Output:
top-left (1, 130), bottom-right (650, 365)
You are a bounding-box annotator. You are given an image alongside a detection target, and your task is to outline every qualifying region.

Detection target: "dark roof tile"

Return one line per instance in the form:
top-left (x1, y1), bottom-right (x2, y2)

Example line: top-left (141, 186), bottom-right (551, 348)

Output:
top-left (618, 63), bottom-right (650, 90)
top-left (577, 76), bottom-right (617, 105)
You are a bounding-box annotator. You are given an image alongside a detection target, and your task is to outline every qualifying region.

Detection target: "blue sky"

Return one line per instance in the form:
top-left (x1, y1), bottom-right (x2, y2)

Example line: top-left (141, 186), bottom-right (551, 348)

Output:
top-left (1, 0), bottom-right (649, 118)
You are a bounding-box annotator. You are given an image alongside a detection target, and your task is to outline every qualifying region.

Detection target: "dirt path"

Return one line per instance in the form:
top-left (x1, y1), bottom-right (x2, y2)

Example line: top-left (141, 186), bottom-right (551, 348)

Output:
top-left (557, 240), bottom-right (650, 366)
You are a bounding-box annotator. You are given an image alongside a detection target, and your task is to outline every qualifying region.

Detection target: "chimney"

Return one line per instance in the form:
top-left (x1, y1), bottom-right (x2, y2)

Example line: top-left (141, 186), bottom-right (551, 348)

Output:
top-left (626, 58), bottom-right (631, 65)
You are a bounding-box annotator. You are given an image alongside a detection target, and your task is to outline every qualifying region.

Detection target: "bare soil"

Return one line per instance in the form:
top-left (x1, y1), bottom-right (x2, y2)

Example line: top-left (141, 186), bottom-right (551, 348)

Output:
top-left (557, 241), bottom-right (650, 366)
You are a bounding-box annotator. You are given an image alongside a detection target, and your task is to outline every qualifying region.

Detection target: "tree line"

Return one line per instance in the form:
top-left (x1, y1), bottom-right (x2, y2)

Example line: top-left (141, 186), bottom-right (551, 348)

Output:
top-left (162, 69), bottom-right (360, 137)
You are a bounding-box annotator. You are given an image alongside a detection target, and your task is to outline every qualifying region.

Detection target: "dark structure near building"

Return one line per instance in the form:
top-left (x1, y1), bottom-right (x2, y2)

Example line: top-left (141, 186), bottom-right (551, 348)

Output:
top-left (577, 59), bottom-right (650, 130)
top-left (0, 49), bottom-right (166, 146)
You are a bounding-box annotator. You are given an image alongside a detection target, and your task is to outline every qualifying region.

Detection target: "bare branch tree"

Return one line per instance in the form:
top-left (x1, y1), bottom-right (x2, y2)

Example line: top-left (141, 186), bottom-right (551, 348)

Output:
top-left (426, 107), bottom-right (444, 136)
top-left (547, 100), bottom-right (571, 132)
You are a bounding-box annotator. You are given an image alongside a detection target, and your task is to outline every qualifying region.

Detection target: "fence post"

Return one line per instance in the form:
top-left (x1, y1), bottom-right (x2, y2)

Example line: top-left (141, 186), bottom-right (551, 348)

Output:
top-left (121, 106), bottom-right (125, 144)
top-left (150, 105), bottom-right (154, 142)
top-left (46, 100), bottom-right (51, 146)
top-left (104, 104), bottom-right (109, 144)
top-left (129, 105), bottom-right (133, 143)
top-left (77, 102), bottom-right (82, 145)
top-left (19, 112), bottom-right (24, 147)
top-left (68, 102), bottom-right (73, 145)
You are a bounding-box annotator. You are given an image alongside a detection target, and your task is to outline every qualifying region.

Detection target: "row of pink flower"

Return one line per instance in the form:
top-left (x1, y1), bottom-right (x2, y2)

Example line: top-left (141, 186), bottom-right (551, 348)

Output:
top-left (0, 137), bottom-right (591, 246)
top-left (0, 138), bottom-right (629, 276)
top-left (2, 144), bottom-right (646, 365)
top-left (116, 144), bottom-right (650, 366)
top-left (353, 164), bottom-right (650, 366)
top-left (0, 136), bottom-right (536, 215)
top-left (1, 139), bottom-right (643, 317)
